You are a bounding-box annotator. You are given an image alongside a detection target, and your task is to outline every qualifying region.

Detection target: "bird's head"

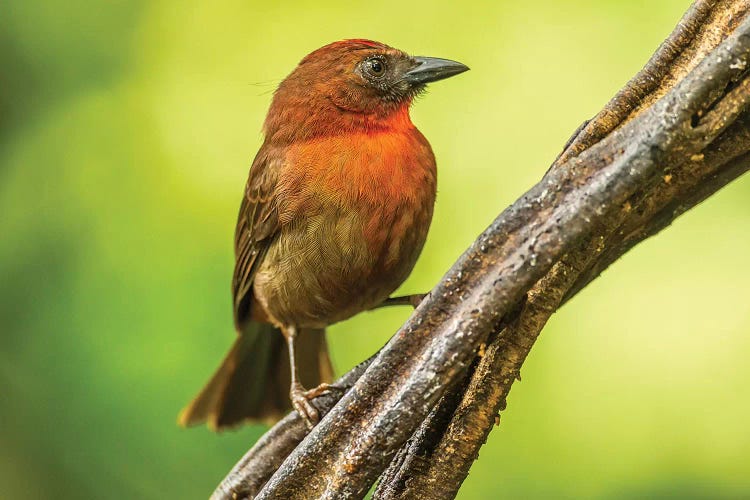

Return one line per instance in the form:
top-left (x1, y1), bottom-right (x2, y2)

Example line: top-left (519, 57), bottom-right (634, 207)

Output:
top-left (263, 39), bottom-right (469, 142)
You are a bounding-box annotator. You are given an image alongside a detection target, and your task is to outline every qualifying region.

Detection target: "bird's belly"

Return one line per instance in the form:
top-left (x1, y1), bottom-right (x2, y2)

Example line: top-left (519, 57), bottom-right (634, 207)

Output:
top-left (253, 205), bottom-right (429, 328)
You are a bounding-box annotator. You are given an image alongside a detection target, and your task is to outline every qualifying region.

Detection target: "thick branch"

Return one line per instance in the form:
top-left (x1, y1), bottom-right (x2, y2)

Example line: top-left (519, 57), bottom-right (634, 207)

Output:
top-left (372, 144), bottom-right (750, 499)
top-left (253, 15), bottom-right (750, 500)
top-left (211, 356), bottom-right (375, 499)
top-left (373, 245), bottom-right (596, 499)
top-left (372, 2), bottom-right (750, 495)
top-left (213, 1), bottom-right (750, 498)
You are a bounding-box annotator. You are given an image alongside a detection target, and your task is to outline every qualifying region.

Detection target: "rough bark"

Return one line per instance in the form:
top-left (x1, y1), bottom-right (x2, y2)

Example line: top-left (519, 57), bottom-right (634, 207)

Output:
top-left (212, 1), bottom-right (750, 498)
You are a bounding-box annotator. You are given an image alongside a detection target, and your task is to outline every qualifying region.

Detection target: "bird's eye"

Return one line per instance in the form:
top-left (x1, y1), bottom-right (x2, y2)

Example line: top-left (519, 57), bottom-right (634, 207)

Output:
top-left (364, 57), bottom-right (386, 78)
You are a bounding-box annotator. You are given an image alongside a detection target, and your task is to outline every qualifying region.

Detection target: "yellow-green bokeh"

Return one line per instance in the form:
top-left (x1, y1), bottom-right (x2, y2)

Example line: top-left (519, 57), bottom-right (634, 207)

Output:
top-left (2, 0), bottom-right (749, 498)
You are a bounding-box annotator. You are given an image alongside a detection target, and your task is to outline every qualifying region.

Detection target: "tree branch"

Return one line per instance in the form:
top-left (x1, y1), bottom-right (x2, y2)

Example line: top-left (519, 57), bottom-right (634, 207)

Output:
top-left (372, 144), bottom-right (750, 499)
top-left (371, 2), bottom-right (750, 495)
top-left (211, 357), bottom-right (375, 499)
top-left (212, 1), bottom-right (750, 498)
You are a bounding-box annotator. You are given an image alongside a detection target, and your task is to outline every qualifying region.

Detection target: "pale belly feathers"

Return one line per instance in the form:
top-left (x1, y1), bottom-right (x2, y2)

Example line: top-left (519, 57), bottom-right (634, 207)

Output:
top-left (253, 198), bottom-right (432, 328)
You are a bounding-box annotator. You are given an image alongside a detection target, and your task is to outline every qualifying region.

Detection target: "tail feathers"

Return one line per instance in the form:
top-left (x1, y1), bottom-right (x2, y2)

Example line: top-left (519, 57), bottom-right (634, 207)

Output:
top-left (178, 323), bottom-right (333, 430)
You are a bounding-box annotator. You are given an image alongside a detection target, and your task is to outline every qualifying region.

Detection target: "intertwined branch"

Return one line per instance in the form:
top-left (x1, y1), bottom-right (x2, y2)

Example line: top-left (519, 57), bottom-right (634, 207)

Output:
top-left (212, 1), bottom-right (750, 498)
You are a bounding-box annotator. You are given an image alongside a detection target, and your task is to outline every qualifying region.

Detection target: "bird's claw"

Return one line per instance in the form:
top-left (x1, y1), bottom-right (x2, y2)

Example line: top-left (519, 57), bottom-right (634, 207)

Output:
top-left (301, 382), bottom-right (331, 399)
top-left (291, 383), bottom-right (349, 429)
top-left (291, 383), bottom-right (321, 429)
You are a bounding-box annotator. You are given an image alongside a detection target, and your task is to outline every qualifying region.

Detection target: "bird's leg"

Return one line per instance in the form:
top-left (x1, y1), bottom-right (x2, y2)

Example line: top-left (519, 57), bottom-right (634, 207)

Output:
top-left (283, 325), bottom-right (321, 428)
top-left (374, 293), bottom-right (428, 310)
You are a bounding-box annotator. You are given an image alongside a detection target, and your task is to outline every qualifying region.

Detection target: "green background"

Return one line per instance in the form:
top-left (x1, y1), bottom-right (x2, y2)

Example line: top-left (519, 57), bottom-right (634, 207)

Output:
top-left (2, 0), bottom-right (749, 498)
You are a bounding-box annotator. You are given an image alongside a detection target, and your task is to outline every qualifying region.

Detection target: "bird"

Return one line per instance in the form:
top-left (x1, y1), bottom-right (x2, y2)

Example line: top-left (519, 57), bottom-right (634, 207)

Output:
top-left (178, 39), bottom-right (468, 430)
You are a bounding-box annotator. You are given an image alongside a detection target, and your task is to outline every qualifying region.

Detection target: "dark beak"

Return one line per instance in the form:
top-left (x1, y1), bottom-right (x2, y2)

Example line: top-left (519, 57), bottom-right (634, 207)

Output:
top-left (403, 56), bottom-right (469, 85)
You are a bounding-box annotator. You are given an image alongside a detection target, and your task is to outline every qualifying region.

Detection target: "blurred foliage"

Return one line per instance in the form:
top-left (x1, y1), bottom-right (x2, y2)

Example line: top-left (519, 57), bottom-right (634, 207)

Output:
top-left (1, 0), bottom-right (749, 498)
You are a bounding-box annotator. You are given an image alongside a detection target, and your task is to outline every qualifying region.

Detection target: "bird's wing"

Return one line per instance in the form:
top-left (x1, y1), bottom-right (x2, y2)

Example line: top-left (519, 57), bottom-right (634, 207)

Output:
top-left (231, 147), bottom-right (281, 327)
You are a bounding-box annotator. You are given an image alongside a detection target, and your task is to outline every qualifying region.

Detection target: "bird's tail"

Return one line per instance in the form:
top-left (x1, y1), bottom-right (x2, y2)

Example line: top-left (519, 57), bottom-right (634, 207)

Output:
top-left (178, 323), bottom-right (333, 430)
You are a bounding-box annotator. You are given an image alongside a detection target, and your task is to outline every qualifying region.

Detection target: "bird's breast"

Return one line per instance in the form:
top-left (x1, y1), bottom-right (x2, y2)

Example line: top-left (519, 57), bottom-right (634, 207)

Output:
top-left (279, 129), bottom-right (436, 215)
top-left (280, 128), bottom-right (437, 261)
top-left (255, 129), bottom-right (437, 328)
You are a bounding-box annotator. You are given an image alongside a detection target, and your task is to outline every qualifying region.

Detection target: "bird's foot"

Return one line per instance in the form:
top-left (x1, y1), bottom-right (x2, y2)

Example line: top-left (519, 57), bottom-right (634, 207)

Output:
top-left (290, 383), bottom-right (321, 429)
top-left (291, 383), bottom-right (348, 429)
top-left (301, 382), bottom-right (337, 399)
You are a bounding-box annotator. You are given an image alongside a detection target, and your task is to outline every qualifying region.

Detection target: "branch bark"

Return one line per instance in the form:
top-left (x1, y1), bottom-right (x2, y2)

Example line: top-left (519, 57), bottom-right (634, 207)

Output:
top-left (212, 1), bottom-right (750, 498)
